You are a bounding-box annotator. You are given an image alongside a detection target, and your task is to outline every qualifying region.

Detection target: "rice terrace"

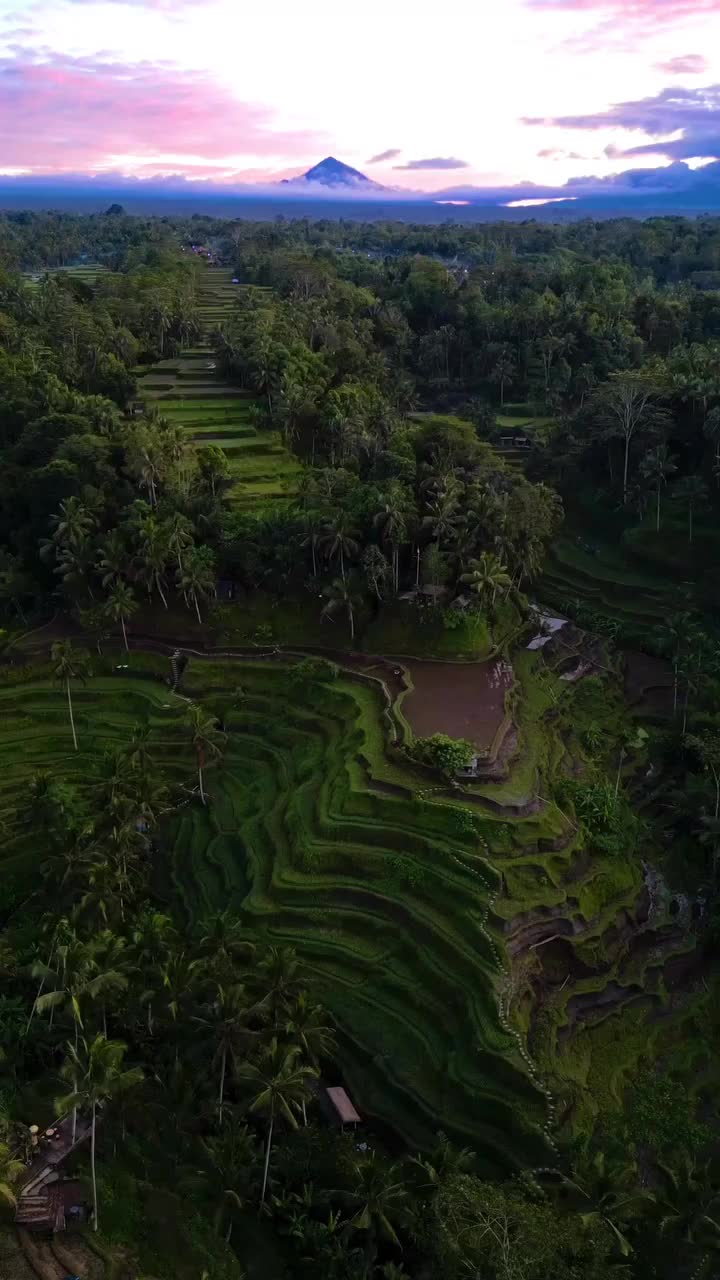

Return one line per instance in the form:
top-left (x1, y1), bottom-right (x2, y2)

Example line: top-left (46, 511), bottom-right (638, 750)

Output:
top-left (2, 209), bottom-right (720, 1280)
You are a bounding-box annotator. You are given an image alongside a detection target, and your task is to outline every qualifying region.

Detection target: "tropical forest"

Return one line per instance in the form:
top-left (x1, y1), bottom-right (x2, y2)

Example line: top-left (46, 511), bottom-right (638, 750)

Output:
top-left (2, 207), bottom-right (720, 1280)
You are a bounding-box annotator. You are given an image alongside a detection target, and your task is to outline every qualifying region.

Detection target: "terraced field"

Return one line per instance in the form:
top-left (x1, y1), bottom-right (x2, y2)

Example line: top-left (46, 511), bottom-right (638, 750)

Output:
top-left (23, 262), bottom-right (110, 290)
top-left (0, 655), bottom-right (550, 1172)
top-left (539, 534), bottom-right (678, 633)
top-left (137, 267), bottom-right (302, 512)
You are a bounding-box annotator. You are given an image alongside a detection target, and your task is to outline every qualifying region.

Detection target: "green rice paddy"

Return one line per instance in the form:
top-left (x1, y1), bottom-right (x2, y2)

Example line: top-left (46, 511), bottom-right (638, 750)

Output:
top-left (0, 655), bottom-right (552, 1171)
top-left (136, 267), bottom-right (302, 512)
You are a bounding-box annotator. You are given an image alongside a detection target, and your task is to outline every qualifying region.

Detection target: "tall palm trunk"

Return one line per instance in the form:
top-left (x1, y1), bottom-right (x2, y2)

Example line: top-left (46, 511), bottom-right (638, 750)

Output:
top-left (218, 1044), bottom-right (227, 1124)
top-left (656, 483), bottom-right (661, 533)
top-left (91, 1101), bottom-right (99, 1232)
top-left (260, 1112), bottom-right (274, 1207)
top-left (194, 593), bottom-right (203, 625)
top-left (198, 763), bottom-right (205, 805)
top-left (66, 680), bottom-right (78, 751)
top-left (121, 616), bottom-right (129, 652)
top-left (155, 574), bottom-right (168, 609)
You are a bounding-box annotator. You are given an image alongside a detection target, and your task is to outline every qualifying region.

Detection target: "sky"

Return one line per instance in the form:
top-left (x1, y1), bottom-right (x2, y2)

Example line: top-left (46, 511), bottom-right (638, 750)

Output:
top-left (1, 0), bottom-right (720, 191)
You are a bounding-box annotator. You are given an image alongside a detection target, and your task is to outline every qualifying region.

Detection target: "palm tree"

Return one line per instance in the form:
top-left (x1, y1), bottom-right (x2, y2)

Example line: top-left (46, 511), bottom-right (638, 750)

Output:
top-left (135, 517), bottom-right (170, 609)
top-left (656, 1156), bottom-right (720, 1276)
top-left (46, 497), bottom-right (96, 554)
top-left (283, 992), bottom-right (336, 1066)
top-left (51, 640), bottom-right (91, 752)
top-left (96, 529), bottom-right (129, 590)
top-left (0, 1141), bottom-right (25, 1208)
top-left (673, 474), bottom-right (708, 544)
top-left (183, 1119), bottom-right (259, 1244)
top-left (321, 578), bottom-right (362, 642)
top-left (185, 704), bottom-right (226, 805)
top-left (704, 405), bottom-right (720, 486)
top-left (237, 1037), bottom-right (317, 1207)
top-left (340, 1153), bottom-right (409, 1276)
top-left (489, 345), bottom-right (516, 406)
top-left (639, 445), bottom-right (677, 533)
top-left (102, 581), bottom-right (137, 652)
top-left (165, 512), bottom-right (194, 575)
top-left (373, 495), bottom-right (408, 594)
top-left (459, 552), bottom-right (512, 607)
top-left (177, 545), bottom-right (216, 624)
top-left (318, 515), bottom-right (360, 582)
top-left (193, 983), bottom-right (256, 1125)
top-left (131, 909), bottom-right (177, 1036)
top-left (540, 1153), bottom-right (652, 1258)
top-left (257, 946), bottom-right (304, 1028)
top-left (282, 993), bottom-right (336, 1125)
top-left (57, 1035), bottom-right (143, 1232)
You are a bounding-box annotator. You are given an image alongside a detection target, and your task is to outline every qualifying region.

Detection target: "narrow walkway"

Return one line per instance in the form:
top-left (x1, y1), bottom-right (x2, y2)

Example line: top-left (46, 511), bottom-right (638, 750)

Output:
top-left (16, 1113), bottom-right (92, 1233)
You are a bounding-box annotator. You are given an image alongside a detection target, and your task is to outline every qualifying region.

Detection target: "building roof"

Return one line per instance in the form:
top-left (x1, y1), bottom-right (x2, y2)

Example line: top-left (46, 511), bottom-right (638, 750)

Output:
top-left (326, 1086), bottom-right (361, 1124)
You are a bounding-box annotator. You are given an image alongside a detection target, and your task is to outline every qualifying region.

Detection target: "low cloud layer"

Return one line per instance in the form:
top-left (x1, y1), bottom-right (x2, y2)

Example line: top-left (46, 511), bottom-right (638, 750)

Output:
top-left (524, 84), bottom-right (720, 161)
top-left (393, 156), bottom-right (469, 171)
top-left (367, 148), bottom-right (401, 164)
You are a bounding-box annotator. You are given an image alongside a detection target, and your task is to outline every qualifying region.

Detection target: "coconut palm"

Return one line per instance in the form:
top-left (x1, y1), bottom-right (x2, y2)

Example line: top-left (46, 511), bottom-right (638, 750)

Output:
top-left (283, 992), bottom-right (336, 1066)
top-left (56, 1035), bottom-right (143, 1232)
top-left (96, 529), bottom-right (129, 590)
top-left (539, 1153), bottom-right (652, 1258)
top-left (257, 946), bottom-right (304, 1028)
top-left (130, 910), bottom-right (177, 1036)
top-left (183, 1118), bottom-right (259, 1243)
top-left (102, 581), bottom-right (137, 652)
top-left (703, 405), bottom-right (720, 485)
top-left (165, 512), bottom-right (194, 575)
top-left (237, 1037), bottom-right (317, 1206)
top-left (672, 474), bottom-right (708, 545)
top-left (373, 495), bottom-right (408, 593)
top-left (177, 545), bottom-right (216, 624)
top-left (321, 578), bottom-right (362, 642)
top-left (656, 1156), bottom-right (720, 1275)
top-left (340, 1153), bottom-right (410, 1276)
top-left (459, 552), bottom-right (512, 607)
top-left (318, 515), bottom-right (360, 582)
top-left (51, 640), bottom-right (91, 752)
top-left (193, 983), bottom-right (257, 1125)
top-left (639, 445), bottom-right (677, 533)
top-left (45, 497), bottom-right (97, 555)
top-left (185, 704), bottom-right (226, 805)
top-left (135, 518), bottom-right (170, 609)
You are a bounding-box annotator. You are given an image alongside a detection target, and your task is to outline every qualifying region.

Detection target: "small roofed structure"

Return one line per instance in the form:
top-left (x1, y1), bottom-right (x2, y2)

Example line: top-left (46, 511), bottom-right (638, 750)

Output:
top-left (325, 1086), bottom-right (361, 1129)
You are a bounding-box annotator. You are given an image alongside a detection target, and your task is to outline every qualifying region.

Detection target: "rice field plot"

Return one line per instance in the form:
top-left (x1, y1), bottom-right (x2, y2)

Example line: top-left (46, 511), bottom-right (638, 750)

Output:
top-left (23, 262), bottom-right (110, 290)
top-left (0, 657), bottom-right (550, 1171)
top-left (136, 265), bottom-right (302, 513)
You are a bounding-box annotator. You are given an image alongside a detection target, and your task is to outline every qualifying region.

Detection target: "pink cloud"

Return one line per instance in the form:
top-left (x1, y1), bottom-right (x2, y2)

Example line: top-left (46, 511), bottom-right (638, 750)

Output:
top-left (0, 50), bottom-right (324, 173)
top-left (655, 53), bottom-right (708, 73)
top-left (526, 0), bottom-right (720, 52)
top-left (527, 0), bottom-right (720, 16)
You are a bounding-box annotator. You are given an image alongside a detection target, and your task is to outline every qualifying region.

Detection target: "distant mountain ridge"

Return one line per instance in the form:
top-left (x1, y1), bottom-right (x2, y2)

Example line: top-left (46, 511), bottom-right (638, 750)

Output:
top-left (282, 156), bottom-right (385, 190)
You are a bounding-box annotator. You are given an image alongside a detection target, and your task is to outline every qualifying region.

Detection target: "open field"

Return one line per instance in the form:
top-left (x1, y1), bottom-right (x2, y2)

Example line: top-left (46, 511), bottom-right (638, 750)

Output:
top-left (137, 266), bottom-right (302, 512)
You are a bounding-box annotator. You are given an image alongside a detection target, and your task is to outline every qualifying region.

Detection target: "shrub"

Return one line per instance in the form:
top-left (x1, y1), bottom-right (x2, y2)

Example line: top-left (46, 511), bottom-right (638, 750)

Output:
top-left (411, 733), bottom-right (475, 775)
top-left (288, 657), bottom-right (339, 686)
